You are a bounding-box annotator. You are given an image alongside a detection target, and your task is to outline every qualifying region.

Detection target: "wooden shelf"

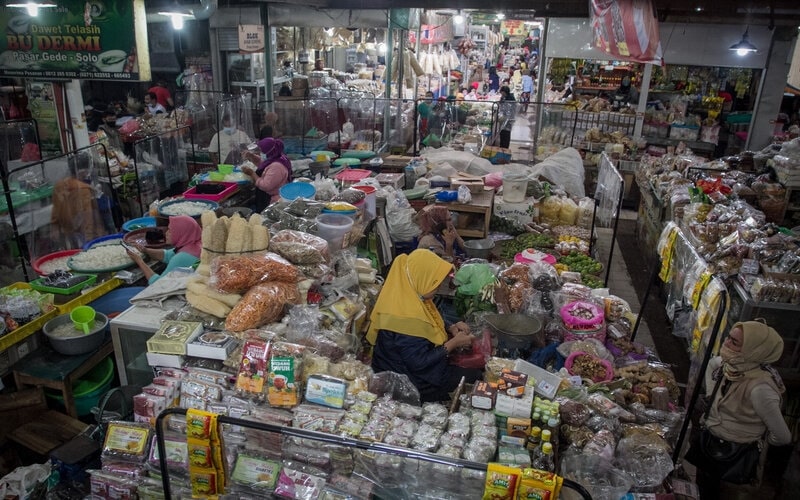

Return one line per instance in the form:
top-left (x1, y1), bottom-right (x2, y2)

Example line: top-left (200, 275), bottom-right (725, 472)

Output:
top-left (438, 188), bottom-right (495, 239)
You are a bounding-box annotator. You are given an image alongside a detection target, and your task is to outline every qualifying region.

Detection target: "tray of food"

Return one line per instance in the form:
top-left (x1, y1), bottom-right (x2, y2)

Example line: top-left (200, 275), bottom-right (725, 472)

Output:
top-left (122, 216), bottom-right (157, 232)
top-left (30, 272), bottom-right (98, 295)
top-left (32, 249), bottom-right (82, 277)
top-left (157, 198), bottom-right (219, 218)
top-left (68, 237), bottom-right (135, 273)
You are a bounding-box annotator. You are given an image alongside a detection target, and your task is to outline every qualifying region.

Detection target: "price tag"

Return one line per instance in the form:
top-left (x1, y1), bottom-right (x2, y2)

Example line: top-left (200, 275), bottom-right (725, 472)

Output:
top-left (740, 258), bottom-right (760, 275)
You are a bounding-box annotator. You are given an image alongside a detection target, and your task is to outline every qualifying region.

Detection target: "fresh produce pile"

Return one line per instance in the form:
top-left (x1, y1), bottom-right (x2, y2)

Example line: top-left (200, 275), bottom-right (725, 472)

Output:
top-left (558, 252), bottom-right (602, 276)
top-left (489, 214), bottom-right (529, 237)
top-left (499, 233), bottom-right (556, 260)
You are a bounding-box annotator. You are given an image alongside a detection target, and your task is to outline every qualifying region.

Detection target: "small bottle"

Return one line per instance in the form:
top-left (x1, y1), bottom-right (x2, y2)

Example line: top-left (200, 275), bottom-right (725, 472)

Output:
top-left (526, 426), bottom-right (542, 452)
top-left (540, 429), bottom-right (552, 444)
top-left (539, 442), bottom-right (555, 472)
top-left (546, 418), bottom-right (560, 446)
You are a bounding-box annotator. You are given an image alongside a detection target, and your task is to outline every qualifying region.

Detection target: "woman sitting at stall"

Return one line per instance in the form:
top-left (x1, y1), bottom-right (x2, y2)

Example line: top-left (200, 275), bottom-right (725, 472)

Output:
top-left (415, 205), bottom-right (466, 261)
top-left (368, 249), bottom-right (482, 402)
top-left (126, 215), bottom-right (202, 284)
top-left (241, 137), bottom-right (293, 212)
top-left (686, 320), bottom-right (791, 499)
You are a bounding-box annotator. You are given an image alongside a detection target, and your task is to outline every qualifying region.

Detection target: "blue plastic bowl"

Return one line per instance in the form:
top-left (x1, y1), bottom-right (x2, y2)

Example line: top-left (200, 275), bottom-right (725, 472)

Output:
top-left (280, 182), bottom-right (316, 201)
top-left (82, 233), bottom-right (124, 251)
top-left (122, 216), bottom-right (156, 232)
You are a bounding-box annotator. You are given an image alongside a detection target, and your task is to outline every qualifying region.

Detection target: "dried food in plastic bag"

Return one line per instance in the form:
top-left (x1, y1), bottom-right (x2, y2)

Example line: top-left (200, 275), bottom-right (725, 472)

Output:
top-left (274, 465), bottom-right (328, 499)
top-left (558, 399), bottom-right (591, 427)
top-left (367, 372), bottom-right (421, 406)
top-left (212, 251), bottom-right (299, 293)
top-left (225, 282), bottom-right (301, 332)
top-left (270, 229), bottom-right (330, 264)
top-left (411, 423), bottom-right (443, 452)
top-left (615, 432), bottom-right (674, 490)
top-left (582, 428), bottom-right (617, 460)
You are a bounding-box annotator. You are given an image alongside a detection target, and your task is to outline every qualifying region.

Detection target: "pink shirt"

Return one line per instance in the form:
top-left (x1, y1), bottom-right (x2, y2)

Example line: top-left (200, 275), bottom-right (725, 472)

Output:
top-left (254, 161), bottom-right (289, 198)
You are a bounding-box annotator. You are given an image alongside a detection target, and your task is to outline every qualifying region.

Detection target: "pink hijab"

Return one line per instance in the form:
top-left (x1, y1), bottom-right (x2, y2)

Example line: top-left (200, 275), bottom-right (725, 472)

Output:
top-left (168, 215), bottom-right (202, 258)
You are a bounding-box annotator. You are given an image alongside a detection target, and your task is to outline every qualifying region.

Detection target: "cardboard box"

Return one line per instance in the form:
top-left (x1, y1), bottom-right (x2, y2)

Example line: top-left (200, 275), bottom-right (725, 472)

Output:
top-left (186, 334), bottom-right (238, 361)
top-left (374, 172), bottom-right (405, 190)
top-left (506, 417), bottom-right (532, 439)
top-left (471, 381), bottom-right (497, 410)
top-left (450, 176), bottom-right (485, 194)
top-left (480, 146), bottom-right (512, 164)
top-left (513, 359), bottom-right (565, 399)
top-left (498, 369), bottom-right (528, 395)
top-left (494, 386), bottom-right (534, 418)
top-left (494, 195), bottom-right (538, 224)
top-left (146, 352), bottom-right (186, 369)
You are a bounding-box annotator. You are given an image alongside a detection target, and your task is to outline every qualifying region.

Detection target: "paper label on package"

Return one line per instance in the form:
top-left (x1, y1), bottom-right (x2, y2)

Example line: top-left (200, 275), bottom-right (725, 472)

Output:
top-left (268, 356), bottom-right (299, 406)
top-left (105, 425), bottom-right (149, 455)
top-left (232, 454), bottom-right (281, 489)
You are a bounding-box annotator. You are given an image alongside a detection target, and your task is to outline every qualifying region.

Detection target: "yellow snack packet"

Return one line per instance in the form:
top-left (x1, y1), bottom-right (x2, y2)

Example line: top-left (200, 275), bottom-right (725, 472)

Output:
top-left (483, 463), bottom-right (522, 500)
top-left (517, 469), bottom-right (563, 500)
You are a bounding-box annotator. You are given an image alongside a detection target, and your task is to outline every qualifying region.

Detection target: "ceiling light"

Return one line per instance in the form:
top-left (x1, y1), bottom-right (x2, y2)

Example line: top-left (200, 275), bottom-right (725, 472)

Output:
top-left (496, 13), bottom-right (506, 21)
top-left (158, 3), bottom-right (194, 30)
top-left (453, 10), bottom-right (464, 25)
top-left (7, 1), bottom-right (57, 17)
top-left (729, 27), bottom-right (757, 55)
top-left (695, 7), bottom-right (703, 12)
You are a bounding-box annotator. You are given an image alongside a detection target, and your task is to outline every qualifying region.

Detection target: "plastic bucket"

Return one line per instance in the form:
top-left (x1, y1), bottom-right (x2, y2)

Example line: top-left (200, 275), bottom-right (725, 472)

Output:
top-left (315, 213), bottom-right (355, 251)
top-left (353, 185), bottom-right (376, 221)
top-left (70, 306), bottom-right (96, 335)
top-left (46, 357), bottom-right (114, 416)
top-left (502, 177), bottom-right (528, 202)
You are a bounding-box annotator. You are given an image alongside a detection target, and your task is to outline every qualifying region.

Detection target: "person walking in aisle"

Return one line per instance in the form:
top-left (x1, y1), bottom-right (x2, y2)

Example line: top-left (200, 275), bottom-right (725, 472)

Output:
top-left (520, 70), bottom-right (534, 113)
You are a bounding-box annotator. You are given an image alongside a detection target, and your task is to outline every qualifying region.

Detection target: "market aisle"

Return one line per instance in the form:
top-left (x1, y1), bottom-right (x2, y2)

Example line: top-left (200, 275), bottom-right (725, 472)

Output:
top-left (593, 211), bottom-right (655, 351)
top-left (509, 109), bottom-right (536, 165)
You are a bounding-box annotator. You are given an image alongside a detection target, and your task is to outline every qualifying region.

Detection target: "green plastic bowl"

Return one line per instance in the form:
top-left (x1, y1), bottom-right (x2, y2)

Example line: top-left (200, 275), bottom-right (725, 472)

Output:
top-left (208, 171), bottom-right (225, 181)
top-left (217, 164), bottom-right (235, 174)
top-left (45, 357), bottom-right (115, 416)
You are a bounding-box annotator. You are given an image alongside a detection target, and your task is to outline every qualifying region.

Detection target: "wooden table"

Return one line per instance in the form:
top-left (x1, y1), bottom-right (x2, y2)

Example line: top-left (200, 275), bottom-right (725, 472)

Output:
top-left (438, 188), bottom-right (495, 238)
top-left (13, 338), bottom-right (114, 418)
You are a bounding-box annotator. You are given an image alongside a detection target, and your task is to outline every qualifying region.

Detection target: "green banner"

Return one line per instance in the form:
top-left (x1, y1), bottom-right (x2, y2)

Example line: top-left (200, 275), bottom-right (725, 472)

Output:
top-left (0, 0), bottom-right (150, 81)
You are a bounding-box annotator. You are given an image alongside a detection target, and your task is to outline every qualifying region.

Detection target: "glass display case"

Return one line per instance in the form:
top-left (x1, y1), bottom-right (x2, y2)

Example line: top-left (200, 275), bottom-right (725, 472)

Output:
top-left (110, 300), bottom-right (183, 387)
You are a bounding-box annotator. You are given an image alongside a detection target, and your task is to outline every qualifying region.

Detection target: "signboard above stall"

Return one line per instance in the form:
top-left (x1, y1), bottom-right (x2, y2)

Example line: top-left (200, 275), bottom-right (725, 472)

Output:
top-left (0, 0), bottom-right (150, 81)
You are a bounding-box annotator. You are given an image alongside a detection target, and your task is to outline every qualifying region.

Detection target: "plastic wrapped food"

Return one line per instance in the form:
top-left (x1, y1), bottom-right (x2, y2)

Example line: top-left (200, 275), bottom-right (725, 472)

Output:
top-left (101, 421), bottom-right (152, 463)
top-left (558, 399), bottom-right (591, 427)
top-left (212, 251), bottom-right (299, 294)
top-left (225, 282), bottom-right (301, 332)
top-left (269, 229), bottom-right (330, 265)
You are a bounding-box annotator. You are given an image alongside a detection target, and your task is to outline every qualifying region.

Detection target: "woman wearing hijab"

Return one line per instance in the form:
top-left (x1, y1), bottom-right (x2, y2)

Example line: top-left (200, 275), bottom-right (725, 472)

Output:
top-left (241, 137), bottom-right (293, 212)
top-left (415, 205), bottom-right (465, 260)
top-left (687, 320), bottom-right (791, 498)
top-left (126, 215), bottom-right (203, 284)
top-left (368, 249), bottom-right (482, 402)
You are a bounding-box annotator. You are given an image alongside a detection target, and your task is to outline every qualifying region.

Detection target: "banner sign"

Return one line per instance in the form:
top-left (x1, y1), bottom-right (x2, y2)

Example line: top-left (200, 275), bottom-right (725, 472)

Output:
top-left (590, 0), bottom-right (663, 65)
top-left (238, 24), bottom-right (264, 54)
top-left (0, 0), bottom-right (150, 81)
top-left (501, 20), bottom-right (528, 37)
top-left (420, 22), bottom-right (453, 45)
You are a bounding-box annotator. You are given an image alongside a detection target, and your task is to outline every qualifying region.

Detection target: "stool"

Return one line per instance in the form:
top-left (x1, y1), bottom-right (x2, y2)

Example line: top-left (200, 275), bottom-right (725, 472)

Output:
top-left (13, 338), bottom-right (114, 418)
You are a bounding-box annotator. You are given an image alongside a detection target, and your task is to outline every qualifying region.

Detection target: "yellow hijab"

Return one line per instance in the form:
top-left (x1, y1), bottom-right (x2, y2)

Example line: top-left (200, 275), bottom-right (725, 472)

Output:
top-left (367, 249), bottom-right (453, 346)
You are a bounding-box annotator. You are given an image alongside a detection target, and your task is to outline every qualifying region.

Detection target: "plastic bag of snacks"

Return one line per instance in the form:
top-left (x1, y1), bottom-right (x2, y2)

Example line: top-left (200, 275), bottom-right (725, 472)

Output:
top-left (211, 252), bottom-right (299, 294)
top-left (225, 282), bottom-right (301, 332)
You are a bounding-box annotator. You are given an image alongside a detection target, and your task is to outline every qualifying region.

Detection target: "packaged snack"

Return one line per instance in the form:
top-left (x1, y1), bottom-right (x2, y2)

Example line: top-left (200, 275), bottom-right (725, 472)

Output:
top-left (102, 421), bottom-right (152, 463)
top-left (517, 468), bottom-right (563, 500)
top-left (267, 341), bottom-right (306, 408)
top-left (274, 467), bottom-right (328, 499)
top-left (230, 451), bottom-right (282, 492)
top-left (147, 434), bottom-right (189, 473)
top-left (189, 468), bottom-right (218, 497)
top-left (482, 463), bottom-right (522, 500)
top-left (225, 282), bottom-right (301, 332)
top-left (212, 251), bottom-right (299, 293)
top-left (186, 409), bottom-right (217, 440)
top-left (235, 337), bottom-right (272, 397)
